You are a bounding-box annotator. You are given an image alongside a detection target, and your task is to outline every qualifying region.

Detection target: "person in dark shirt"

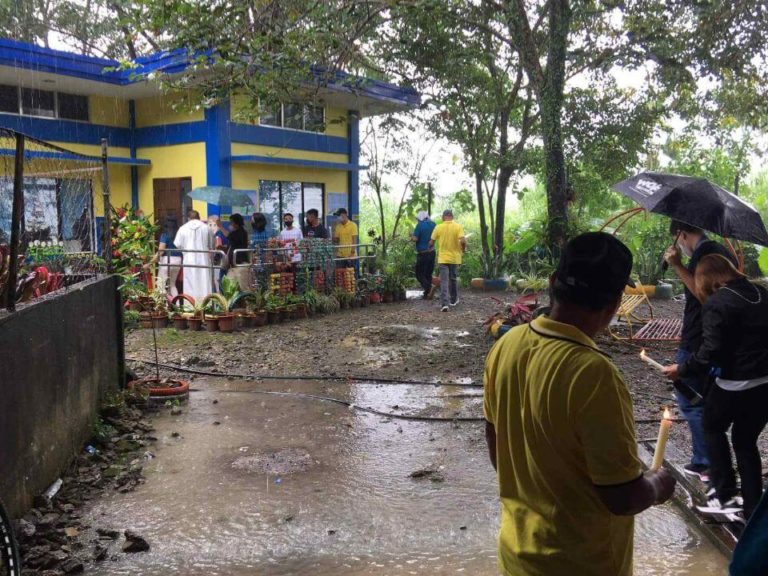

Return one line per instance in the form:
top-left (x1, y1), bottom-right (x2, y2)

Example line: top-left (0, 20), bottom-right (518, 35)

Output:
top-left (411, 210), bottom-right (436, 299)
top-left (664, 220), bottom-right (738, 482)
top-left (217, 213), bottom-right (250, 290)
top-left (302, 208), bottom-right (328, 239)
top-left (663, 254), bottom-right (768, 517)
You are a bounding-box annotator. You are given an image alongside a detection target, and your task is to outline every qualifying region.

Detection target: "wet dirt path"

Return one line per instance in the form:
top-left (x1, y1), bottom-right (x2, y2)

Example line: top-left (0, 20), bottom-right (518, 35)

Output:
top-left (106, 294), bottom-right (729, 575)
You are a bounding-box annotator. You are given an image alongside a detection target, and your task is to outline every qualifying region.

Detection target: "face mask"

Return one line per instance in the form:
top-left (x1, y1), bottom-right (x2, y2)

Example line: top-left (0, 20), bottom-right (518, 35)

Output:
top-left (284, 220), bottom-right (293, 228)
top-left (678, 240), bottom-right (692, 258)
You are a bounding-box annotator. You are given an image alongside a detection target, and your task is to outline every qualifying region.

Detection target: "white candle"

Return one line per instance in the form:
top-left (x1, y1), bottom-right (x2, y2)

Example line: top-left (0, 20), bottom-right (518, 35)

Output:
top-left (651, 408), bottom-right (673, 471)
top-left (640, 349), bottom-right (665, 372)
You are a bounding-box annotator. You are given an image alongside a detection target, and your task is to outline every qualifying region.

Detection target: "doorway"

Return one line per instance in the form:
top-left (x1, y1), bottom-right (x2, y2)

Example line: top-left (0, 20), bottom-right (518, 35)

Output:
top-left (152, 177), bottom-right (192, 238)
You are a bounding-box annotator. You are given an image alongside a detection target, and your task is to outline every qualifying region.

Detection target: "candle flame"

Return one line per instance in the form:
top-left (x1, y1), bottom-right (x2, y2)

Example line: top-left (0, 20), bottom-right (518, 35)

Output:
top-left (663, 407), bottom-right (671, 420)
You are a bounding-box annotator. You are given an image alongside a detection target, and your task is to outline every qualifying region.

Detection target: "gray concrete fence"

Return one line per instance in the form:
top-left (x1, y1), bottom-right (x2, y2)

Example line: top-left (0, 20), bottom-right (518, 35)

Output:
top-left (0, 275), bottom-right (123, 518)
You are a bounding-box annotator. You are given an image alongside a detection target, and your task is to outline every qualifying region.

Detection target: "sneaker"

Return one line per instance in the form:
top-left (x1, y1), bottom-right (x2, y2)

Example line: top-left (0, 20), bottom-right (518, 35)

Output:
top-left (697, 496), bottom-right (743, 515)
top-left (450, 299), bottom-right (460, 307)
top-left (683, 463), bottom-right (711, 482)
top-left (441, 306), bottom-right (449, 312)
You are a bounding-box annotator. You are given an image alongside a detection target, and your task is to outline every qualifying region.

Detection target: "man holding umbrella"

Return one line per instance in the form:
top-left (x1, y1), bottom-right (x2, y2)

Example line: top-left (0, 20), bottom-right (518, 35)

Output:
top-left (613, 172), bottom-right (768, 483)
top-left (665, 221), bottom-right (737, 482)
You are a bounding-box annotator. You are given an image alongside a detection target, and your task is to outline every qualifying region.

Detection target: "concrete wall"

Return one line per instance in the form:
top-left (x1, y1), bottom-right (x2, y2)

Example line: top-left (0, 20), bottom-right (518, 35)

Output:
top-left (0, 275), bottom-right (123, 518)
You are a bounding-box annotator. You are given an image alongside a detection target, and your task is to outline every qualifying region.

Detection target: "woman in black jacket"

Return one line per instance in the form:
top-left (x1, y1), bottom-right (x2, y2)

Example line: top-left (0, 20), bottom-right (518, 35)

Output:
top-left (664, 254), bottom-right (768, 518)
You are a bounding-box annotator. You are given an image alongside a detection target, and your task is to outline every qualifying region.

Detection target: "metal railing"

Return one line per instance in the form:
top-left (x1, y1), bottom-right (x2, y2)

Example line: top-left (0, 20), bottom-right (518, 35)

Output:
top-left (155, 248), bottom-right (229, 289)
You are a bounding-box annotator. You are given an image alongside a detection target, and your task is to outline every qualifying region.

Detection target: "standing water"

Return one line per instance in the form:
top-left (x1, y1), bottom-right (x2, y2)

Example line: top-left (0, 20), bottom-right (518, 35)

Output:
top-left (83, 378), bottom-right (728, 575)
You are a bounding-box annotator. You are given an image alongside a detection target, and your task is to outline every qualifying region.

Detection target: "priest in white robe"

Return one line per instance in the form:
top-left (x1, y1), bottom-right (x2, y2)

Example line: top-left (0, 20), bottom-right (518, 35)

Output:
top-left (174, 210), bottom-right (214, 304)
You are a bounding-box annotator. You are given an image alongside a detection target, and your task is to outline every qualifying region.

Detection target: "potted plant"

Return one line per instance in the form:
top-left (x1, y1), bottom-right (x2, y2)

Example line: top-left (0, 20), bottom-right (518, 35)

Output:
top-left (302, 288), bottom-right (319, 317)
top-left (246, 291), bottom-right (267, 326)
top-left (265, 293), bottom-right (284, 324)
top-left (169, 294), bottom-right (195, 330)
top-left (201, 293), bottom-right (231, 332)
top-left (148, 282), bottom-right (169, 329)
top-left (220, 276), bottom-right (254, 329)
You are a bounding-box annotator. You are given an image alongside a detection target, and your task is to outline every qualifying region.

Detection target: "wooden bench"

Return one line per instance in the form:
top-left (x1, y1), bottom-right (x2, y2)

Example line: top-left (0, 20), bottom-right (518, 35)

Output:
top-left (610, 292), bottom-right (654, 340)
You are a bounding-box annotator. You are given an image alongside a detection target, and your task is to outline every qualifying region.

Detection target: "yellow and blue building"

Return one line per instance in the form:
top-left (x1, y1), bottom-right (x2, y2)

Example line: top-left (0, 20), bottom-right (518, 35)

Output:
top-left (0, 38), bottom-right (418, 248)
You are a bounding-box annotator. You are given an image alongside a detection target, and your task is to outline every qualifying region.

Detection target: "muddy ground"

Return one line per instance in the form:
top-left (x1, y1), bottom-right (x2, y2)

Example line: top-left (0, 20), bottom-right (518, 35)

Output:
top-left (19, 290), bottom-right (748, 575)
top-left (127, 290), bottom-right (760, 465)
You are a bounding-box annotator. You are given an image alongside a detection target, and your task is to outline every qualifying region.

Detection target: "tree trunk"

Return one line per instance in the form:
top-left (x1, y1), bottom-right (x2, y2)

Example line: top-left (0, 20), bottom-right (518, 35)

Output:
top-left (493, 110), bottom-right (512, 278)
top-left (541, 0), bottom-right (571, 253)
top-left (474, 170), bottom-right (492, 277)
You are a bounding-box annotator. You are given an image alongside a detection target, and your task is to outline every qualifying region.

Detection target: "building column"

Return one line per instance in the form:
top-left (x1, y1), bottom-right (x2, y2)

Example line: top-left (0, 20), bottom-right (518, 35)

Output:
top-left (204, 101), bottom-right (232, 217)
top-left (347, 110), bottom-right (360, 222)
top-left (128, 100), bottom-right (138, 210)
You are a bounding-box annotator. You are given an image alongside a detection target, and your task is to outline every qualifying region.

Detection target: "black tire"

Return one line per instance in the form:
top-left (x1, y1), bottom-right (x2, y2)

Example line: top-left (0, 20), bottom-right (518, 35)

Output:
top-left (0, 499), bottom-right (20, 576)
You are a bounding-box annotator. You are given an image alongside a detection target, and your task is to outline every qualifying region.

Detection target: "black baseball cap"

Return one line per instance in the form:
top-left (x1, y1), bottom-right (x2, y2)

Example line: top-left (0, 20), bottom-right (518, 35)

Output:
top-left (556, 232), bottom-right (635, 295)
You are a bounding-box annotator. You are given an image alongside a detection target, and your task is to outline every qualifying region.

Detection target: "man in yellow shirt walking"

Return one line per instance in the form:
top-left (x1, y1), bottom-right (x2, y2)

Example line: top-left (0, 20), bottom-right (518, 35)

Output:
top-left (483, 232), bottom-right (676, 576)
top-left (428, 209), bottom-right (466, 312)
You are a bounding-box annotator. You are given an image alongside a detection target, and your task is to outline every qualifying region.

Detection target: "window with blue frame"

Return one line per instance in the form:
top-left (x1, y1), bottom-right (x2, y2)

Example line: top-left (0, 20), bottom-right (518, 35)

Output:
top-left (258, 181), bottom-right (324, 232)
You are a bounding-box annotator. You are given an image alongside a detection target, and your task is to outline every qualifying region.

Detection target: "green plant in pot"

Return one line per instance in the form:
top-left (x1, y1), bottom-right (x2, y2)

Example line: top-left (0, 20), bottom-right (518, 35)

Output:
top-left (264, 293), bottom-right (285, 323)
top-left (245, 290), bottom-right (267, 326)
top-left (303, 288), bottom-right (319, 316)
top-left (200, 293), bottom-right (234, 332)
top-left (148, 280), bottom-right (169, 329)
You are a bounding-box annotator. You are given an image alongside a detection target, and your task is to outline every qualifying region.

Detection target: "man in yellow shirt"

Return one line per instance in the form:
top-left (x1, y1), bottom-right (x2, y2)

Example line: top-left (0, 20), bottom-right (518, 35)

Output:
top-left (428, 209), bottom-right (466, 312)
top-left (483, 232), bottom-right (676, 576)
top-left (332, 208), bottom-right (358, 268)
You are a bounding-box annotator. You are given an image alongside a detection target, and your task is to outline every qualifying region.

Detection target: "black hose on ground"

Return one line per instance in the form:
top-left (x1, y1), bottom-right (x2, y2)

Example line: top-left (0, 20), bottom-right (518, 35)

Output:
top-left (125, 358), bottom-right (677, 402)
top-left (129, 357), bottom-right (675, 422)
top-left (125, 358), bottom-right (481, 388)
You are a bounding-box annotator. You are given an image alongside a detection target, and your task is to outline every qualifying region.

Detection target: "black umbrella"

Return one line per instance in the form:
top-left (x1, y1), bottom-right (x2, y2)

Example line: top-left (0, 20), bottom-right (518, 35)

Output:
top-left (612, 172), bottom-right (768, 246)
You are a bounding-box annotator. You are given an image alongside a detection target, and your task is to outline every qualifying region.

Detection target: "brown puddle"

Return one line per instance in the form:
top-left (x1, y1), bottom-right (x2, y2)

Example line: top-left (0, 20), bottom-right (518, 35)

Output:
top-left (81, 378), bottom-right (728, 575)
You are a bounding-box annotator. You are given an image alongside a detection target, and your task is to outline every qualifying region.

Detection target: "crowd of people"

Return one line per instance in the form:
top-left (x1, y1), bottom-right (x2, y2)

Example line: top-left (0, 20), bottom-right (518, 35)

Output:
top-left (148, 207), bottom-right (360, 300)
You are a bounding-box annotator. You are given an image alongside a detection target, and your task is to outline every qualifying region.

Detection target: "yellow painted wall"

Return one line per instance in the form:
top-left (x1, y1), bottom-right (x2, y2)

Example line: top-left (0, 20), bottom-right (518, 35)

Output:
top-left (89, 96), bottom-right (129, 127)
top-left (231, 142), bottom-right (348, 213)
top-left (135, 93), bottom-right (205, 128)
top-left (136, 142), bottom-right (208, 218)
top-left (324, 106), bottom-right (348, 138)
top-left (230, 142), bottom-right (348, 164)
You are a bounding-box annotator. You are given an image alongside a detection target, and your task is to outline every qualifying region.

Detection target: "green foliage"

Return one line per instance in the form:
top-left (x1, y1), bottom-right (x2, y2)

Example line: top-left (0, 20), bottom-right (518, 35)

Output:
top-left (759, 248), bottom-right (768, 277)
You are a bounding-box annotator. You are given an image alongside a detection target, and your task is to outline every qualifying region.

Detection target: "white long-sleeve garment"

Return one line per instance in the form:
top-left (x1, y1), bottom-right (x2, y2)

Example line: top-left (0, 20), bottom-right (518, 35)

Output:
top-left (174, 218), bottom-right (214, 304)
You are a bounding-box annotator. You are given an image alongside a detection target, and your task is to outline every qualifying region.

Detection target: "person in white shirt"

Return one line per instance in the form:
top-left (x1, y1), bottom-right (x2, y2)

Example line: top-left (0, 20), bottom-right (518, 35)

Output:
top-left (279, 212), bottom-right (303, 263)
top-left (174, 210), bottom-right (214, 304)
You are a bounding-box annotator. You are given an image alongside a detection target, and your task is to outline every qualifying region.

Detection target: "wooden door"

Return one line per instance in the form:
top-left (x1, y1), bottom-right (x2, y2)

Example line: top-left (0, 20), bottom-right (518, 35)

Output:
top-left (153, 177), bottom-right (192, 238)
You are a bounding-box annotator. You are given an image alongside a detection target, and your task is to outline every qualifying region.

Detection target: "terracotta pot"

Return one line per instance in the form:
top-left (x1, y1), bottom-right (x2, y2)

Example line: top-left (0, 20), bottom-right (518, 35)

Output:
top-left (187, 317), bottom-right (203, 331)
top-left (150, 314), bottom-right (168, 329)
top-left (139, 312), bottom-right (153, 329)
top-left (295, 304), bottom-right (308, 319)
top-left (218, 313), bottom-right (236, 333)
top-left (253, 311), bottom-right (268, 327)
top-left (370, 292), bottom-right (381, 304)
top-left (172, 315), bottom-right (188, 330)
top-left (204, 317), bottom-right (219, 332)
top-left (267, 311), bottom-right (279, 324)
top-left (383, 292), bottom-right (394, 303)
top-left (127, 377), bottom-right (190, 397)
top-left (126, 300), bottom-right (142, 312)
top-left (278, 308), bottom-right (289, 322)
